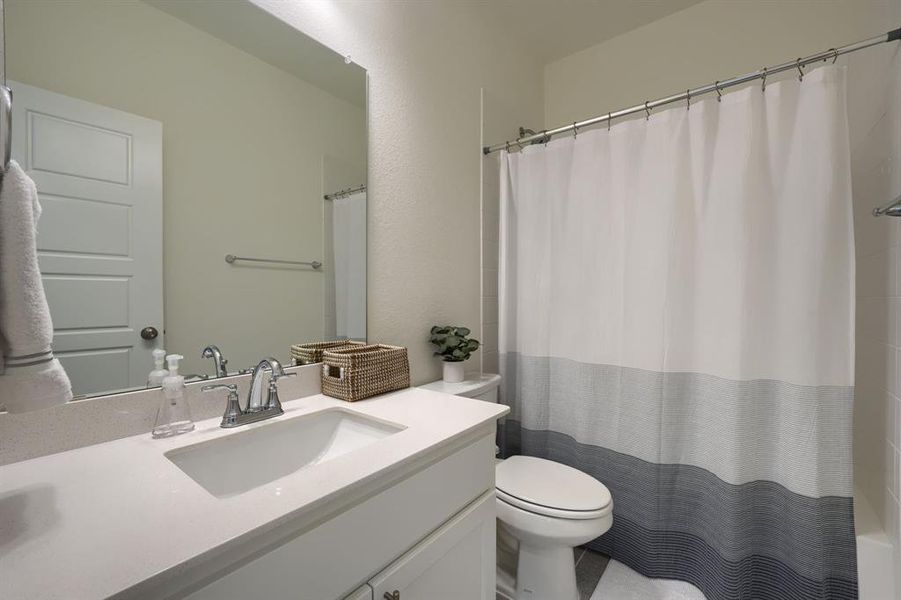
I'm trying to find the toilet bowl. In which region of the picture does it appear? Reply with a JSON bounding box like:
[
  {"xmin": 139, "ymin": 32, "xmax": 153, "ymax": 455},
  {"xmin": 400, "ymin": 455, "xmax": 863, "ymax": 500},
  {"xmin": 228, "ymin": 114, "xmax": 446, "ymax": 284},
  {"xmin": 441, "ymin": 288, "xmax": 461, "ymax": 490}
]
[
  {"xmin": 418, "ymin": 376, "xmax": 613, "ymax": 599},
  {"xmin": 495, "ymin": 455, "xmax": 613, "ymax": 600}
]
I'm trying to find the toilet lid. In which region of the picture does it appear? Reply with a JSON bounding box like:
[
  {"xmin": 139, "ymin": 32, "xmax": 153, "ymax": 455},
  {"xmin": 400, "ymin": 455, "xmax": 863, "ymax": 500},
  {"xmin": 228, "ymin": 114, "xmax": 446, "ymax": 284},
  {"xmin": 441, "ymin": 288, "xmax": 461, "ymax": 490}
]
[{"xmin": 496, "ymin": 456, "xmax": 612, "ymax": 515}]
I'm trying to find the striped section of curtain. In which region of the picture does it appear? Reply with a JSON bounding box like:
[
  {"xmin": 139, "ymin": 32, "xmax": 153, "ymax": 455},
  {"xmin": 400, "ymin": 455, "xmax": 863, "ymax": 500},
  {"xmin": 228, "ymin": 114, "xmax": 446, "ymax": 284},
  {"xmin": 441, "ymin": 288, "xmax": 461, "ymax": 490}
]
[{"xmin": 498, "ymin": 65, "xmax": 856, "ymax": 599}]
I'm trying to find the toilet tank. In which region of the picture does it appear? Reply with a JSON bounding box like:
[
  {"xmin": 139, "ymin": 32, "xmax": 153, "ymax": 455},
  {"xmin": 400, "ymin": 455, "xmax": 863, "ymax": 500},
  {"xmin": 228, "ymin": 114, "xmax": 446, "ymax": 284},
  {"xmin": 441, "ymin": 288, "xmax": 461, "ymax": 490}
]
[
  {"xmin": 418, "ymin": 374, "xmax": 501, "ymax": 403},
  {"xmin": 419, "ymin": 374, "xmax": 503, "ymax": 457}
]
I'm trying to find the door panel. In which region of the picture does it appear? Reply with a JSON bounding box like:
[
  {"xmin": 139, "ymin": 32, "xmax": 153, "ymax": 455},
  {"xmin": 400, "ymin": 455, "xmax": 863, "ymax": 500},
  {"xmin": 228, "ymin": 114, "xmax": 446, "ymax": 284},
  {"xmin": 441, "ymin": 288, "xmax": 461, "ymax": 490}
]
[
  {"xmin": 36, "ymin": 194, "xmax": 131, "ymax": 255},
  {"xmin": 10, "ymin": 81, "xmax": 163, "ymax": 396},
  {"xmin": 369, "ymin": 491, "xmax": 496, "ymax": 600},
  {"xmin": 42, "ymin": 276, "xmax": 130, "ymax": 329},
  {"xmin": 56, "ymin": 349, "xmax": 131, "ymax": 396},
  {"xmin": 28, "ymin": 111, "xmax": 131, "ymax": 184}
]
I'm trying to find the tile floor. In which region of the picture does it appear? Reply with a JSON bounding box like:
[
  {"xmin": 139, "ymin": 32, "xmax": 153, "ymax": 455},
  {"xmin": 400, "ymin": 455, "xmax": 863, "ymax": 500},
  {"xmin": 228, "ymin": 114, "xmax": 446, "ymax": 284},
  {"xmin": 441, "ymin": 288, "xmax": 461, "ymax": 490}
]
[{"xmin": 575, "ymin": 547, "xmax": 610, "ymax": 599}]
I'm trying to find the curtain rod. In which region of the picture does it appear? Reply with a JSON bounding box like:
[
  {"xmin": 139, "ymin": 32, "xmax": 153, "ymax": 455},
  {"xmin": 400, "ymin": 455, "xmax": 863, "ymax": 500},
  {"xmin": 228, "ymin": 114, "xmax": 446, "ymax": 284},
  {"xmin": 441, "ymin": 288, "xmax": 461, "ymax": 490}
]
[
  {"xmin": 483, "ymin": 27, "xmax": 901, "ymax": 155},
  {"xmin": 324, "ymin": 184, "xmax": 366, "ymax": 200}
]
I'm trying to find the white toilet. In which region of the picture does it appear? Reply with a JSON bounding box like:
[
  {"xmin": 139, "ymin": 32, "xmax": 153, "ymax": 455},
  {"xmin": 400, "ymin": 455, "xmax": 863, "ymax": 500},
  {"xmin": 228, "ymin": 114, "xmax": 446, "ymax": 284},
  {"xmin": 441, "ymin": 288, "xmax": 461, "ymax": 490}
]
[
  {"xmin": 495, "ymin": 455, "xmax": 612, "ymax": 599},
  {"xmin": 420, "ymin": 375, "xmax": 614, "ymax": 600}
]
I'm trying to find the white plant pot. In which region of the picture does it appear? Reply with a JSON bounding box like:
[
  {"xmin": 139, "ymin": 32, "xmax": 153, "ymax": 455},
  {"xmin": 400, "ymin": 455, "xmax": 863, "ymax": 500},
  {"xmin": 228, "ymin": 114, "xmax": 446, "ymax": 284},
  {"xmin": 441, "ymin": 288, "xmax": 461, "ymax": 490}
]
[{"xmin": 443, "ymin": 361, "xmax": 465, "ymax": 383}]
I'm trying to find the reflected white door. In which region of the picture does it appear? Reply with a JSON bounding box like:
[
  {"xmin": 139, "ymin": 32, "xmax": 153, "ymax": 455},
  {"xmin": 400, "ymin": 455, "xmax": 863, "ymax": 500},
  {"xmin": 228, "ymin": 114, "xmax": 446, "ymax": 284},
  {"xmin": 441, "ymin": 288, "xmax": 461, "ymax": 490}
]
[{"xmin": 10, "ymin": 81, "xmax": 163, "ymax": 397}]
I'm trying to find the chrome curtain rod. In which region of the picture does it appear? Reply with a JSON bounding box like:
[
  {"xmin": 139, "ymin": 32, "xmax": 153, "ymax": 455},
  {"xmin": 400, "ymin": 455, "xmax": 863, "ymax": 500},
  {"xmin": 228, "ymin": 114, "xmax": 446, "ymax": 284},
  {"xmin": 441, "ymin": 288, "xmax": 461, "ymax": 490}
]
[
  {"xmin": 873, "ymin": 194, "xmax": 901, "ymax": 217},
  {"xmin": 224, "ymin": 254, "xmax": 322, "ymax": 270},
  {"xmin": 324, "ymin": 184, "xmax": 366, "ymax": 200},
  {"xmin": 483, "ymin": 27, "xmax": 901, "ymax": 155}
]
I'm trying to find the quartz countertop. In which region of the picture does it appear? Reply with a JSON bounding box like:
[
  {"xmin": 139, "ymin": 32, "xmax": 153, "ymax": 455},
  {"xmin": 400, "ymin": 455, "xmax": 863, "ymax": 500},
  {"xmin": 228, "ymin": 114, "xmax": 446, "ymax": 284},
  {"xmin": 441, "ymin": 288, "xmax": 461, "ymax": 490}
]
[{"xmin": 0, "ymin": 387, "xmax": 508, "ymax": 599}]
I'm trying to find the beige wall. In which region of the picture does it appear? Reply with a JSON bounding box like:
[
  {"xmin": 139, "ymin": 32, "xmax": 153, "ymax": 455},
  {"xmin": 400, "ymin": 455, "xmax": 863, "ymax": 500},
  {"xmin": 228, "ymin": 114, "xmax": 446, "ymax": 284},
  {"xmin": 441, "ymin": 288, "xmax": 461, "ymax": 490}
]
[
  {"xmin": 254, "ymin": 0, "xmax": 545, "ymax": 384},
  {"xmin": 7, "ymin": 0, "xmax": 366, "ymax": 376},
  {"xmin": 544, "ymin": 0, "xmax": 896, "ymax": 131},
  {"xmin": 542, "ymin": 0, "xmax": 901, "ymax": 575}
]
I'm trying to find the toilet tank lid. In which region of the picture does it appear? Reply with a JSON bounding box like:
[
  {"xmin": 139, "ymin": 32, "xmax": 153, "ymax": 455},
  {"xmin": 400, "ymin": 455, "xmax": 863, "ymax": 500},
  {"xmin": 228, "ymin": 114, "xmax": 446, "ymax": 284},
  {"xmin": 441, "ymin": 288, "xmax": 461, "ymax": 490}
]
[{"xmin": 418, "ymin": 374, "xmax": 501, "ymax": 398}]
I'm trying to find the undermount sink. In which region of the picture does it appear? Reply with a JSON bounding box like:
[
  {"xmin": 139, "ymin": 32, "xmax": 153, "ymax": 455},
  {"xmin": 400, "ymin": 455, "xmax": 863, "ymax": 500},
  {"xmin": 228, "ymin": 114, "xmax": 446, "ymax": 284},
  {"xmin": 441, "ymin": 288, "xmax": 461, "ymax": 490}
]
[{"xmin": 165, "ymin": 408, "xmax": 405, "ymax": 498}]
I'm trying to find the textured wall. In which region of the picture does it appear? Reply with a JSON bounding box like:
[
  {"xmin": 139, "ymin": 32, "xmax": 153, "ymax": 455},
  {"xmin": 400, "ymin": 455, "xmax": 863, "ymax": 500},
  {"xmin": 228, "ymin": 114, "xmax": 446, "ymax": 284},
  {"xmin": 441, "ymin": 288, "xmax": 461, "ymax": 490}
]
[{"xmin": 253, "ymin": 0, "xmax": 544, "ymax": 384}]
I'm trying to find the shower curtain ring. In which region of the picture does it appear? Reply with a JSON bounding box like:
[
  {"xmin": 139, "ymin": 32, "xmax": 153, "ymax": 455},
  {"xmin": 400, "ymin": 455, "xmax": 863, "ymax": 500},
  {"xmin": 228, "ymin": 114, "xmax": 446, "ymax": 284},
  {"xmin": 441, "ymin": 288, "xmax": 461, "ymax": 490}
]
[
  {"xmin": 715, "ymin": 81, "xmax": 722, "ymax": 102},
  {"xmin": 645, "ymin": 101, "xmax": 651, "ymax": 120},
  {"xmin": 505, "ymin": 141, "xmax": 510, "ymax": 153},
  {"xmin": 543, "ymin": 130, "xmax": 550, "ymax": 147},
  {"xmin": 607, "ymin": 112, "xmax": 612, "ymax": 132},
  {"xmin": 796, "ymin": 58, "xmax": 805, "ymax": 81},
  {"xmin": 572, "ymin": 122, "xmax": 578, "ymax": 139},
  {"xmin": 830, "ymin": 48, "xmax": 839, "ymax": 63},
  {"xmin": 761, "ymin": 67, "xmax": 767, "ymax": 92},
  {"xmin": 686, "ymin": 89, "xmax": 691, "ymax": 110}
]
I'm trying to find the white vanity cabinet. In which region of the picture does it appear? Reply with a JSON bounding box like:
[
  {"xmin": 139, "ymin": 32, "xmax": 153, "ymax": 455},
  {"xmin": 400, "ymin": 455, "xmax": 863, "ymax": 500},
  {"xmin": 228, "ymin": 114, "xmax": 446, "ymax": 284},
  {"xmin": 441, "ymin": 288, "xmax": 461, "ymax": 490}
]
[
  {"xmin": 184, "ymin": 433, "xmax": 497, "ymax": 600},
  {"xmin": 343, "ymin": 585, "xmax": 373, "ymax": 600}
]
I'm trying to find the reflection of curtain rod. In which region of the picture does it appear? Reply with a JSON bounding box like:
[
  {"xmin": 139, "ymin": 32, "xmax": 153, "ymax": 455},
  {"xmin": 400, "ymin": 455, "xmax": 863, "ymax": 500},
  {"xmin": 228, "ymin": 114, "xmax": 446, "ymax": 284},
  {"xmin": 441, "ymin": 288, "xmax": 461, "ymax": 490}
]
[
  {"xmin": 484, "ymin": 27, "xmax": 901, "ymax": 155},
  {"xmin": 324, "ymin": 184, "xmax": 366, "ymax": 200}
]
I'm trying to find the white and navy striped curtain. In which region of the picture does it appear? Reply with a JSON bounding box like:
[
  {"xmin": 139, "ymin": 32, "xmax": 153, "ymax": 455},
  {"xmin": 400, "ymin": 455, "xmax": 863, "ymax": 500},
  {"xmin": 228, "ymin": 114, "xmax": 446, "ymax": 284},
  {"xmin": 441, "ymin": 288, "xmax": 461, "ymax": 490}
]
[{"xmin": 499, "ymin": 65, "xmax": 856, "ymax": 599}]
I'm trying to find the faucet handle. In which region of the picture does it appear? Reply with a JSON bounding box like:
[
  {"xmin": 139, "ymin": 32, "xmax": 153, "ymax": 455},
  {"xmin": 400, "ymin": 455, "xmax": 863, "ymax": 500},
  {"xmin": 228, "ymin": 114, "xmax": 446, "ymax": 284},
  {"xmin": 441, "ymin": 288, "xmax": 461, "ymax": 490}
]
[
  {"xmin": 264, "ymin": 372, "xmax": 295, "ymax": 412},
  {"xmin": 202, "ymin": 384, "xmax": 243, "ymax": 427}
]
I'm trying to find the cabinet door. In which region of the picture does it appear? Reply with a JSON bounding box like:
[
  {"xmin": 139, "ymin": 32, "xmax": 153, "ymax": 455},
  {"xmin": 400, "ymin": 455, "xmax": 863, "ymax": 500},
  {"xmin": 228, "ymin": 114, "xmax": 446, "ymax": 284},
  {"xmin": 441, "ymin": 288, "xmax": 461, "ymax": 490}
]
[
  {"xmin": 343, "ymin": 584, "xmax": 373, "ymax": 600},
  {"xmin": 370, "ymin": 490, "xmax": 496, "ymax": 600}
]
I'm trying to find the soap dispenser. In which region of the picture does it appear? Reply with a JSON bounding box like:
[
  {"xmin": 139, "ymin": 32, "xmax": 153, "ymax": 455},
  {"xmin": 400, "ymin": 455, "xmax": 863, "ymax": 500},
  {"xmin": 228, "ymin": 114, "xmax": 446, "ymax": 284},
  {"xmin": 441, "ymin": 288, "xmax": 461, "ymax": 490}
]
[
  {"xmin": 152, "ymin": 354, "xmax": 195, "ymax": 438},
  {"xmin": 147, "ymin": 348, "xmax": 168, "ymax": 387}
]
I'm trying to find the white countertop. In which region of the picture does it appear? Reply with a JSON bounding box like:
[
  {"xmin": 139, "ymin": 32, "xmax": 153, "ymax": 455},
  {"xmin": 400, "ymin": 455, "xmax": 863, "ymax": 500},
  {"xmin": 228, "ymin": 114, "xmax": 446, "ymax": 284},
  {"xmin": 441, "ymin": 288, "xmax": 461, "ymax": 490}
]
[{"xmin": 0, "ymin": 388, "xmax": 508, "ymax": 600}]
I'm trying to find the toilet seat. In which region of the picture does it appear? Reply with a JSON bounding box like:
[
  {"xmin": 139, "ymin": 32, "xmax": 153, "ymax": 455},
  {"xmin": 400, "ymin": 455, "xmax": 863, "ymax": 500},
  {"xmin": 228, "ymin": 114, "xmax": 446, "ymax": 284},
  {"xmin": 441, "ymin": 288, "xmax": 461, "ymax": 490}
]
[
  {"xmin": 496, "ymin": 488, "xmax": 612, "ymax": 520},
  {"xmin": 495, "ymin": 456, "xmax": 612, "ymax": 520}
]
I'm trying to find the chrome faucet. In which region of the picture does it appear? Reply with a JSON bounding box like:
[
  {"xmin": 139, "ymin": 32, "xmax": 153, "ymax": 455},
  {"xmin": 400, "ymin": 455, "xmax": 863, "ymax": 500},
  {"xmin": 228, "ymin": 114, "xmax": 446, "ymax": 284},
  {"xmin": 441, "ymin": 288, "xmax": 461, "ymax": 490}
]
[
  {"xmin": 248, "ymin": 357, "xmax": 293, "ymax": 412},
  {"xmin": 201, "ymin": 345, "xmax": 228, "ymax": 378},
  {"xmin": 202, "ymin": 357, "xmax": 295, "ymax": 428}
]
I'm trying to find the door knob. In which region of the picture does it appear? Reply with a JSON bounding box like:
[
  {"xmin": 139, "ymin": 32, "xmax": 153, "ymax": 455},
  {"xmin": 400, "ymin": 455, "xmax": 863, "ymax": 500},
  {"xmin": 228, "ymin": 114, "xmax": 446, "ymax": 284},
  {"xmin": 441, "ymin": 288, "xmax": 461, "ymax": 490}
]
[{"xmin": 140, "ymin": 326, "xmax": 159, "ymax": 340}]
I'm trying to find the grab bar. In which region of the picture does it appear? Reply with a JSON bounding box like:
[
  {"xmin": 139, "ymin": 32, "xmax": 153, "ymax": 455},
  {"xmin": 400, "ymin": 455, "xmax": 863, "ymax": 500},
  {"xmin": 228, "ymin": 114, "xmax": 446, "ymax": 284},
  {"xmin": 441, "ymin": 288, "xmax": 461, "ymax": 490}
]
[{"xmin": 225, "ymin": 254, "xmax": 322, "ymax": 269}]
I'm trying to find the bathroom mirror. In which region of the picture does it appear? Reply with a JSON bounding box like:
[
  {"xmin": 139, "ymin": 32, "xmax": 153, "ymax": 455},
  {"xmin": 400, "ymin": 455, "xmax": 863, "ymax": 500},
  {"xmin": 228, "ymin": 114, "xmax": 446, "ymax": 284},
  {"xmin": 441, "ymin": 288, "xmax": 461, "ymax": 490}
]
[{"xmin": 5, "ymin": 0, "xmax": 367, "ymax": 398}]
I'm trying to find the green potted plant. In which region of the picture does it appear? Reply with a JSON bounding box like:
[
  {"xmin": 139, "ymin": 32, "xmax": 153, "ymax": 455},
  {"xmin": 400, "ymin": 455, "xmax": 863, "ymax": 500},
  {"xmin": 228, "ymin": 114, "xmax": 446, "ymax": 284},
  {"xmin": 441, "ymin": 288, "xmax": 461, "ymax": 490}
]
[{"xmin": 429, "ymin": 325, "xmax": 480, "ymax": 383}]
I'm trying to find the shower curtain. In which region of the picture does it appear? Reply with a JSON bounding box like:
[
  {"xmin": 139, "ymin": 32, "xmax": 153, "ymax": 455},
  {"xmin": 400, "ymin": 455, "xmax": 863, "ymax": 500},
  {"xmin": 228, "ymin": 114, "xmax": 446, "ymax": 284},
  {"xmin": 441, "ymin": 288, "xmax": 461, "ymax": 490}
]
[
  {"xmin": 499, "ymin": 65, "xmax": 856, "ymax": 600},
  {"xmin": 332, "ymin": 192, "xmax": 366, "ymax": 341}
]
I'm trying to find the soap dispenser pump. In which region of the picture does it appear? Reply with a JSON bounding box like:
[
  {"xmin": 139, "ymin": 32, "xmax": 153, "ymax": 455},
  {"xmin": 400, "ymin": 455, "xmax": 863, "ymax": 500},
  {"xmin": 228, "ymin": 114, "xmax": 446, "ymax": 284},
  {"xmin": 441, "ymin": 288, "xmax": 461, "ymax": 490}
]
[
  {"xmin": 152, "ymin": 354, "xmax": 195, "ymax": 438},
  {"xmin": 147, "ymin": 348, "xmax": 168, "ymax": 387}
]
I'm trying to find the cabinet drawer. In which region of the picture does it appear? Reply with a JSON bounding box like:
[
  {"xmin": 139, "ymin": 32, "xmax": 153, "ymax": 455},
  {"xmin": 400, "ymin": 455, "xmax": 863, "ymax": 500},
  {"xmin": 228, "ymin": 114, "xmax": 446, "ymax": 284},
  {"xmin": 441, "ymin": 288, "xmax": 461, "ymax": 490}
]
[{"xmin": 370, "ymin": 490, "xmax": 496, "ymax": 600}]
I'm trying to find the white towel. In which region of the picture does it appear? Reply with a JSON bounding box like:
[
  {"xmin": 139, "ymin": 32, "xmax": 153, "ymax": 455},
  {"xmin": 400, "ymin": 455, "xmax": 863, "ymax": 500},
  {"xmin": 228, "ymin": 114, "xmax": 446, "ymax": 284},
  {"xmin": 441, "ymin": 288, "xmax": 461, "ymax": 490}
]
[{"xmin": 0, "ymin": 160, "xmax": 72, "ymax": 412}]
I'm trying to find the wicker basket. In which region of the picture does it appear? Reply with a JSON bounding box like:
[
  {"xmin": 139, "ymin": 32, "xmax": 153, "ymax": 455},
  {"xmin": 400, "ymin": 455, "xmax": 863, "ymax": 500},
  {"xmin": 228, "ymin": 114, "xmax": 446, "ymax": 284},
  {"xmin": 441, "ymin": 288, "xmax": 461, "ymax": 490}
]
[
  {"xmin": 321, "ymin": 344, "xmax": 410, "ymax": 402},
  {"xmin": 290, "ymin": 340, "xmax": 365, "ymax": 365}
]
